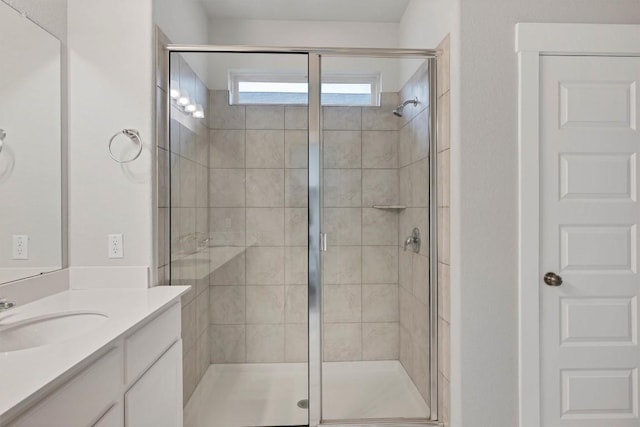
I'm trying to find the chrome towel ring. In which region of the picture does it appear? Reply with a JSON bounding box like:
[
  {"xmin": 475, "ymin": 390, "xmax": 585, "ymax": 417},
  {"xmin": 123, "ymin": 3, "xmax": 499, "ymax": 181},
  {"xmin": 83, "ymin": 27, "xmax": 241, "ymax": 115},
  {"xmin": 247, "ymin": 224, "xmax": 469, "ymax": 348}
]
[
  {"xmin": 108, "ymin": 129, "xmax": 143, "ymax": 163},
  {"xmin": 0, "ymin": 129, "xmax": 6, "ymax": 153}
]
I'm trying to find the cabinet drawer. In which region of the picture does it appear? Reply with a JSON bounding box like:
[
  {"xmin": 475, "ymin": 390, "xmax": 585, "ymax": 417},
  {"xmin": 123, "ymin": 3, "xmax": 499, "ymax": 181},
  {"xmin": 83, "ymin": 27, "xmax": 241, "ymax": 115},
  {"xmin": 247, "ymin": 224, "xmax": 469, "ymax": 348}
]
[
  {"xmin": 125, "ymin": 341, "xmax": 182, "ymax": 427},
  {"xmin": 9, "ymin": 348, "xmax": 122, "ymax": 427},
  {"xmin": 124, "ymin": 302, "xmax": 180, "ymax": 384}
]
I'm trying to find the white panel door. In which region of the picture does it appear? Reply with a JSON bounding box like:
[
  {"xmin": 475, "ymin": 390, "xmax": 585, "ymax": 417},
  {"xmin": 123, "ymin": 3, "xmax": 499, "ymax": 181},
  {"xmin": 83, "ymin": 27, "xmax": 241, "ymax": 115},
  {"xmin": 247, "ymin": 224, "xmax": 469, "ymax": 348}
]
[{"xmin": 540, "ymin": 56, "xmax": 640, "ymax": 426}]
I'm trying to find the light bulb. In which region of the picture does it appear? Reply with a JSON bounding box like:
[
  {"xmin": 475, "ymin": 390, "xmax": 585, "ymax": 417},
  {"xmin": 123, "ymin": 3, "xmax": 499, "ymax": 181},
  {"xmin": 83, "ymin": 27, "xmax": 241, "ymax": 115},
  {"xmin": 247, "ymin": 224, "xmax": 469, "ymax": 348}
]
[
  {"xmin": 185, "ymin": 103, "xmax": 197, "ymax": 113},
  {"xmin": 177, "ymin": 90, "xmax": 190, "ymax": 107},
  {"xmin": 192, "ymin": 104, "xmax": 205, "ymax": 119},
  {"xmin": 169, "ymin": 80, "xmax": 180, "ymax": 99}
]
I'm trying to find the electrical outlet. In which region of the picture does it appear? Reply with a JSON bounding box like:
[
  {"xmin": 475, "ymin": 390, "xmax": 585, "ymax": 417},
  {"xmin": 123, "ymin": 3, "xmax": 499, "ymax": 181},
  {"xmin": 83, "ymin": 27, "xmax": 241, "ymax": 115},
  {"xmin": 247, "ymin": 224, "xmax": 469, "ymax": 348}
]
[
  {"xmin": 12, "ymin": 235, "xmax": 28, "ymax": 260},
  {"xmin": 108, "ymin": 234, "xmax": 123, "ymax": 259}
]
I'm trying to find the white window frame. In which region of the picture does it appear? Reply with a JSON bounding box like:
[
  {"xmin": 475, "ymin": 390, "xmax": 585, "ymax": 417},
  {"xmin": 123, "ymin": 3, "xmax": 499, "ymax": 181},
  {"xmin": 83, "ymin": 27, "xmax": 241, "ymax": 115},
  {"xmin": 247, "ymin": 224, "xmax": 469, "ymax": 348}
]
[{"xmin": 228, "ymin": 70, "xmax": 381, "ymax": 106}]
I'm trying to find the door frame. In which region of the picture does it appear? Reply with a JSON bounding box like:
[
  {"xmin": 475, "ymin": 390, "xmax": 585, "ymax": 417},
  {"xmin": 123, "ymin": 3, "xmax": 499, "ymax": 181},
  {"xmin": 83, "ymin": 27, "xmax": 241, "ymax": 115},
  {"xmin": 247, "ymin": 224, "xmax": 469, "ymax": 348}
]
[
  {"xmin": 516, "ymin": 23, "xmax": 640, "ymax": 427},
  {"xmin": 165, "ymin": 45, "xmax": 440, "ymax": 427}
]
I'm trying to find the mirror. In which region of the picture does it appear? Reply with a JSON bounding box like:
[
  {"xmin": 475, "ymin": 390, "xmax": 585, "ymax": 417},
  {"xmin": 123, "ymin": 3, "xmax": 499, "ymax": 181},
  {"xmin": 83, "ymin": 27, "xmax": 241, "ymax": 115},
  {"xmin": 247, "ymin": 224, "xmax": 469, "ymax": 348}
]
[{"xmin": 0, "ymin": 2, "xmax": 62, "ymax": 283}]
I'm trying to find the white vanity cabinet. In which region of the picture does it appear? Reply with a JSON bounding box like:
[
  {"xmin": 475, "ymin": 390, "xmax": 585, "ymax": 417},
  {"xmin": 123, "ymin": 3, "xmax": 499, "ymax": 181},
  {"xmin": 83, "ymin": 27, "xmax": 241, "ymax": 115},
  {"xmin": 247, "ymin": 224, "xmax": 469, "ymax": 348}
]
[
  {"xmin": 124, "ymin": 342, "xmax": 182, "ymax": 426},
  {"xmin": 7, "ymin": 302, "xmax": 183, "ymax": 427}
]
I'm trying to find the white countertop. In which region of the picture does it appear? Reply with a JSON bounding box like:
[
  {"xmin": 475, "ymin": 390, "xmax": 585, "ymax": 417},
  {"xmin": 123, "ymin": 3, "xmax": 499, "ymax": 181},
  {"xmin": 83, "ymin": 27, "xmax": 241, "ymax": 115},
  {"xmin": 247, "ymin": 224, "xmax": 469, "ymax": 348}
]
[{"xmin": 0, "ymin": 286, "xmax": 189, "ymax": 422}]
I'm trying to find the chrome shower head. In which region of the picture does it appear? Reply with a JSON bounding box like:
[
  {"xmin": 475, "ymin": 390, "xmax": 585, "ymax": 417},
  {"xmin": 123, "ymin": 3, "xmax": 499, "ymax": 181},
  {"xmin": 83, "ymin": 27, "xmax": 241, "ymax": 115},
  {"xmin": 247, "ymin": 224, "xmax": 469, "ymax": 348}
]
[{"xmin": 392, "ymin": 97, "xmax": 419, "ymax": 117}]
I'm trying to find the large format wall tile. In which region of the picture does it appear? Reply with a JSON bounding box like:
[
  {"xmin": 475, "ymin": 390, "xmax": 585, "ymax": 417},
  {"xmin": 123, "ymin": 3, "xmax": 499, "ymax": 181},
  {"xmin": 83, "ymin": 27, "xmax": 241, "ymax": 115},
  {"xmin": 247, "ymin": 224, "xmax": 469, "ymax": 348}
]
[
  {"xmin": 324, "ymin": 131, "xmax": 362, "ymax": 168},
  {"xmin": 323, "ymin": 169, "xmax": 362, "ymax": 207},
  {"xmin": 285, "ymin": 169, "xmax": 308, "ymax": 207},
  {"xmin": 204, "ymin": 92, "xmax": 407, "ymax": 367},
  {"xmin": 246, "ymin": 130, "xmax": 284, "ymax": 168},
  {"xmin": 247, "ymin": 324, "xmax": 285, "ymax": 363},
  {"xmin": 210, "ymin": 129, "xmax": 245, "ymax": 168},
  {"xmin": 362, "ymin": 246, "xmax": 399, "ymax": 284},
  {"xmin": 246, "ymin": 286, "xmax": 285, "ymax": 324},
  {"xmin": 323, "ymin": 208, "xmax": 362, "ymax": 246},
  {"xmin": 246, "ymin": 169, "xmax": 285, "ymax": 207},
  {"xmin": 246, "ymin": 207, "xmax": 284, "ymax": 246},
  {"xmin": 323, "ymin": 106, "xmax": 361, "ymax": 130},
  {"xmin": 362, "ymin": 130, "xmax": 398, "ymax": 168},
  {"xmin": 285, "ymin": 130, "xmax": 308, "ymax": 168},
  {"xmin": 211, "ymin": 325, "xmax": 246, "ymax": 363},
  {"xmin": 285, "ymin": 324, "xmax": 308, "ymax": 362},
  {"xmin": 363, "ymin": 322, "xmax": 399, "ymax": 360},
  {"xmin": 210, "ymin": 169, "xmax": 245, "ymax": 207},
  {"xmin": 246, "ymin": 105, "xmax": 285, "ymax": 130},
  {"xmin": 322, "ymin": 246, "xmax": 362, "ymax": 285},
  {"xmin": 362, "ymin": 208, "xmax": 398, "ymax": 245},
  {"xmin": 246, "ymin": 246, "xmax": 285, "ymax": 285},
  {"xmin": 363, "ymin": 284, "xmax": 399, "ymax": 322},
  {"xmin": 324, "ymin": 284, "xmax": 362, "ymax": 323},
  {"xmin": 323, "ymin": 323, "xmax": 362, "ymax": 361},
  {"xmin": 209, "ymin": 208, "xmax": 245, "ymax": 246},
  {"xmin": 210, "ymin": 286, "xmax": 245, "ymax": 325}
]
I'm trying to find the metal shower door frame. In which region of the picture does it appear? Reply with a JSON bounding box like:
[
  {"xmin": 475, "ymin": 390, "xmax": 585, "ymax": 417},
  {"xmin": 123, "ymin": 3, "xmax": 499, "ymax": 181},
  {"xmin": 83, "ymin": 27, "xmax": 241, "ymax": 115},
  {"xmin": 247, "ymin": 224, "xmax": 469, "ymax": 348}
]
[{"xmin": 166, "ymin": 45, "xmax": 440, "ymax": 427}]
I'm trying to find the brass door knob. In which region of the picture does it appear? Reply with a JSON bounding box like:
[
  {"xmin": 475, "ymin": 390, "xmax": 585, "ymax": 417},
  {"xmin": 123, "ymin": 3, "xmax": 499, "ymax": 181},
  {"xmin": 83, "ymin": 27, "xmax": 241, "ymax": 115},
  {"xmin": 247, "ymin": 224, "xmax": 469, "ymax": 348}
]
[{"xmin": 544, "ymin": 272, "xmax": 563, "ymax": 287}]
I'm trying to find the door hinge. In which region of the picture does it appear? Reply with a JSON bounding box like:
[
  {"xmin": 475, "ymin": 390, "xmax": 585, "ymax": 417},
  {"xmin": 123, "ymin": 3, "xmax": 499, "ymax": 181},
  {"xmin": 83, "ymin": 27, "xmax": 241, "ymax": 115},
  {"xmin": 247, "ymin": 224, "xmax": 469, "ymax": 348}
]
[{"xmin": 320, "ymin": 233, "xmax": 327, "ymax": 252}]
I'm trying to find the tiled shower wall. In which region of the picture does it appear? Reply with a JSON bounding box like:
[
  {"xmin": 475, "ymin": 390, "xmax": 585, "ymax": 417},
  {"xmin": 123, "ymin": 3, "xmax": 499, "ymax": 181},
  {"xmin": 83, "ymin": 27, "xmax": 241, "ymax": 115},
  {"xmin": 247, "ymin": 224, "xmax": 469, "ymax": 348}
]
[
  {"xmin": 321, "ymin": 95, "xmax": 402, "ymax": 362},
  {"xmin": 156, "ymin": 30, "xmax": 211, "ymax": 404},
  {"xmin": 436, "ymin": 34, "xmax": 451, "ymax": 427},
  {"xmin": 207, "ymin": 92, "xmax": 405, "ymax": 364},
  {"xmin": 207, "ymin": 92, "xmax": 310, "ymax": 364},
  {"xmin": 397, "ymin": 60, "xmax": 431, "ymax": 403}
]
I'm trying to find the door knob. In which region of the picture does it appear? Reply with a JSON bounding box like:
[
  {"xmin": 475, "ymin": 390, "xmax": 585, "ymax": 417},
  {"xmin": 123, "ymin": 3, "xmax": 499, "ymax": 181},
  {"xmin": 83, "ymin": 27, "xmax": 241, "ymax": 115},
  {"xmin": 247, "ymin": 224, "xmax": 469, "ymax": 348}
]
[{"xmin": 543, "ymin": 272, "xmax": 563, "ymax": 287}]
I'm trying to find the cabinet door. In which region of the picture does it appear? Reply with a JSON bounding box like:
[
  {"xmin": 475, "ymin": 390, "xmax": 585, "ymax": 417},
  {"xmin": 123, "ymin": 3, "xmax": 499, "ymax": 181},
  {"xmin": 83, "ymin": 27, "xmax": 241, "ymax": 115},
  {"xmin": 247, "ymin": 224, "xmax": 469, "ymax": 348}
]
[
  {"xmin": 94, "ymin": 404, "xmax": 123, "ymax": 427},
  {"xmin": 124, "ymin": 340, "xmax": 183, "ymax": 427}
]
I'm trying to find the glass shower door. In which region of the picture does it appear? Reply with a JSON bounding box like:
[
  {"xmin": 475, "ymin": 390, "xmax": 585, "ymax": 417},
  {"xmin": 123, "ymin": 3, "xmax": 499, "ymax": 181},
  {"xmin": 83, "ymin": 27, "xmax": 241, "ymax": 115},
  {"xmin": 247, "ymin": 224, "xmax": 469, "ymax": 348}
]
[
  {"xmin": 316, "ymin": 55, "xmax": 433, "ymax": 424},
  {"xmin": 170, "ymin": 51, "xmax": 311, "ymax": 427}
]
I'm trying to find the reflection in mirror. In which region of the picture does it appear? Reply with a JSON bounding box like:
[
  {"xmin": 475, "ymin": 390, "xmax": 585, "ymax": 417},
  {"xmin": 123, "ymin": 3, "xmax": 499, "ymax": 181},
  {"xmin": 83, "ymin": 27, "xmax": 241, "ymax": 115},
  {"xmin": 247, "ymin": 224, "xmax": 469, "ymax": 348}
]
[{"xmin": 0, "ymin": 2, "xmax": 62, "ymax": 284}]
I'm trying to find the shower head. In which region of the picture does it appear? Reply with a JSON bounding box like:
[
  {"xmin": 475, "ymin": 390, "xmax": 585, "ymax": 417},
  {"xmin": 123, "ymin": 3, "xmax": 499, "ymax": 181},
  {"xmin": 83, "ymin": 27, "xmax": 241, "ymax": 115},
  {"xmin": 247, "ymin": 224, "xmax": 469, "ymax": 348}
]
[{"xmin": 392, "ymin": 97, "xmax": 419, "ymax": 117}]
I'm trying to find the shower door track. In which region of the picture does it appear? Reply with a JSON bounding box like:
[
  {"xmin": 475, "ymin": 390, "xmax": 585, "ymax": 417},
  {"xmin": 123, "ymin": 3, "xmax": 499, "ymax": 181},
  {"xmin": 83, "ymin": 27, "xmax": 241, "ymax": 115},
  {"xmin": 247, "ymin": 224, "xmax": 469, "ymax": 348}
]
[{"xmin": 165, "ymin": 44, "xmax": 441, "ymax": 427}]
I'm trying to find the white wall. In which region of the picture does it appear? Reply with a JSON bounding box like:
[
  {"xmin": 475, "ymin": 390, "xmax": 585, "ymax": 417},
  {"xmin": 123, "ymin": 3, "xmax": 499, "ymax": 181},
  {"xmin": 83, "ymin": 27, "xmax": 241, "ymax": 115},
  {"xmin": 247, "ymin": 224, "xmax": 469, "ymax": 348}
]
[
  {"xmin": 398, "ymin": 0, "xmax": 457, "ymax": 84},
  {"xmin": 0, "ymin": 2, "xmax": 61, "ymax": 282},
  {"xmin": 1, "ymin": 0, "xmax": 66, "ymax": 41},
  {"xmin": 206, "ymin": 18, "xmax": 405, "ymax": 91},
  {"xmin": 153, "ymin": 0, "xmax": 209, "ymax": 83},
  {"xmin": 67, "ymin": 0, "xmax": 154, "ymax": 270},
  {"xmin": 457, "ymin": 1, "xmax": 640, "ymax": 426}
]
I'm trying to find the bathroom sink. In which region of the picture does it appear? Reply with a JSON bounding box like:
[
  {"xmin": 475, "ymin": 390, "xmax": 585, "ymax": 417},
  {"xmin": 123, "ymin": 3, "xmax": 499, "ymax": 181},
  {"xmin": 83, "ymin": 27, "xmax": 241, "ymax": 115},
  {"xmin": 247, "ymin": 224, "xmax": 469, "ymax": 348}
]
[{"xmin": 0, "ymin": 311, "xmax": 109, "ymax": 353}]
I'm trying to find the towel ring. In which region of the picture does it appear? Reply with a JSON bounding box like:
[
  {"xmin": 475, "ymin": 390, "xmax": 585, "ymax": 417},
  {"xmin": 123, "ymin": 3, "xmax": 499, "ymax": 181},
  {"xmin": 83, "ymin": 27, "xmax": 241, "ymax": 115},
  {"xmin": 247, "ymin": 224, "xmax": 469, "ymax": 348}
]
[
  {"xmin": 108, "ymin": 129, "xmax": 143, "ymax": 163},
  {"xmin": 0, "ymin": 129, "xmax": 6, "ymax": 154}
]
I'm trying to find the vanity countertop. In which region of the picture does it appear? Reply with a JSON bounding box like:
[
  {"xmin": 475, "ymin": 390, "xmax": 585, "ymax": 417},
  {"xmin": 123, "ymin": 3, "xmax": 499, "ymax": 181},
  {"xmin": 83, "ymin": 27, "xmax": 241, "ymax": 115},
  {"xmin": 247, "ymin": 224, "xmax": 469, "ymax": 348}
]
[{"xmin": 0, "ymin": 286, "xmax": 189, "ymax": 422}]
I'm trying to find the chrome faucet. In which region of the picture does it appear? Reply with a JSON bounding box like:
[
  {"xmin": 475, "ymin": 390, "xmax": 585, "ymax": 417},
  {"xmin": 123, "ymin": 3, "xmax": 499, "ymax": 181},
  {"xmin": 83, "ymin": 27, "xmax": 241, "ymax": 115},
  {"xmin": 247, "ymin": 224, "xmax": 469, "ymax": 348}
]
[
  {"xmin": 404, "ymin": 228, "xmax": 421, "ymax": 253},
  {"xmin": 0, "ymin": 297, "xmax": 15, "ymax": 312}
]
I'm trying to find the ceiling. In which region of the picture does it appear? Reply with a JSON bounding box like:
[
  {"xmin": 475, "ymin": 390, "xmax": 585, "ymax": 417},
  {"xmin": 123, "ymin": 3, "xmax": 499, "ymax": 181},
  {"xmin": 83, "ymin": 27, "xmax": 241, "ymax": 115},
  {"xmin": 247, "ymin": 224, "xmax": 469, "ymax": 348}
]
[{"xmin": 200, "ymin": 0, "xmax": 411, "ymax": 23}]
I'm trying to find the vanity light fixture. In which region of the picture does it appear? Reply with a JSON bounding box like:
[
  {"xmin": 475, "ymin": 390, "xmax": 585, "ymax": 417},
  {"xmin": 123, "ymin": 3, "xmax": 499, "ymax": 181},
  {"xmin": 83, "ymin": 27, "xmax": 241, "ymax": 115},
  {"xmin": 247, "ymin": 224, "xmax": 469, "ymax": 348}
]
[
  {"xmin": 169, "ymin": 80, "xmax": 181, "ymax": 100},
  {"xmin": 177, "ymin": 90, "xmax": 190, "ymax": 107},
  {"xmin": 192, "ymin": 105, "xmax": 205, "ymax": 119},
  {"xmin": 170, "ymin": 83, "xmax": 205, "ymax": 119}
]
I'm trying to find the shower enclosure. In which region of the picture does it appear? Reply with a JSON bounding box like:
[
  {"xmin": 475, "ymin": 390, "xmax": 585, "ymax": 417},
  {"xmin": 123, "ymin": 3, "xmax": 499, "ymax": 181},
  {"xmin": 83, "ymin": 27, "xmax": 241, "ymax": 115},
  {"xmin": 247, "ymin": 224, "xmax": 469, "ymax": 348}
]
[{"xmin": 166, "ymin": 45, "xmax": 438, "ymax": 427}]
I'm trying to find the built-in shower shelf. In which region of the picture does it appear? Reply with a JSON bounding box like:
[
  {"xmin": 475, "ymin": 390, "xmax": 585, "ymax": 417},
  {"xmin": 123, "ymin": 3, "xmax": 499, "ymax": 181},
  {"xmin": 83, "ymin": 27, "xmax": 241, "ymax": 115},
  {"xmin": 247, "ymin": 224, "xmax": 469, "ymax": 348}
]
[{"xmin": 372, "ymin": 205, "xmax": 407, "ymax": 210}]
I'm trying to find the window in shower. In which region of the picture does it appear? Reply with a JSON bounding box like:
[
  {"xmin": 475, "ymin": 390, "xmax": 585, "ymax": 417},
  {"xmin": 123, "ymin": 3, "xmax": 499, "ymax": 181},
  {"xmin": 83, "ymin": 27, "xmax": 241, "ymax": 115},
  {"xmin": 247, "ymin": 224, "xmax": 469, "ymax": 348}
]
[{"xmin": 229, "ymin": 71, "xmax": 381, "ymax": 106}]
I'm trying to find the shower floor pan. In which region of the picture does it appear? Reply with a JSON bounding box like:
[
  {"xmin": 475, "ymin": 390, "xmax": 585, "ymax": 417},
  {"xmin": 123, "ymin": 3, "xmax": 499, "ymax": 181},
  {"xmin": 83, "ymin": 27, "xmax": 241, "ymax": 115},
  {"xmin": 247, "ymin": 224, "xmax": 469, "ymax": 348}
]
[{"xmin": 184, "ymin": 360, "xmax": 429, "ymax": 427}]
